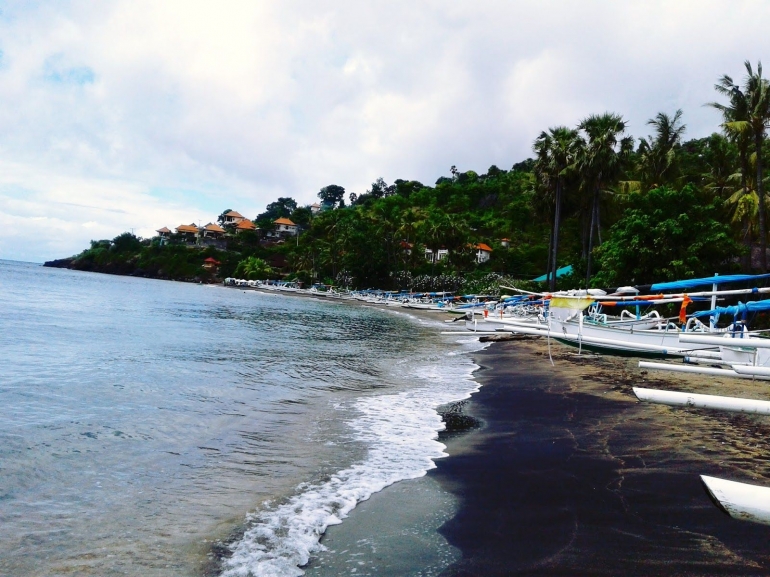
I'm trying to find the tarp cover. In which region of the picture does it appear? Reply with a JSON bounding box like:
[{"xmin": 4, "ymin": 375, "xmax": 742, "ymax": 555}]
[
  {"xmin": 651, "ymin": 273, "xmax": 770, "ymax": 291},
  {"xmin": 693, "ymin": 300, "xmax": 770, "ymax": 318}
]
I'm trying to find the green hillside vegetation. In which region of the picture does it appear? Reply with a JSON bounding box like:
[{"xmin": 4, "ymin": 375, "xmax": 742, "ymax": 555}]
[{"xmin": 51, "ymin": 61, "xmax": 770, "ymax": 291}]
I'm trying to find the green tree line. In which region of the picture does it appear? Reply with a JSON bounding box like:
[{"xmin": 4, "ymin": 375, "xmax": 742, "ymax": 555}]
[{"xmin": 57, "ymin": 60, "xmax": 770, "ymax": 291}]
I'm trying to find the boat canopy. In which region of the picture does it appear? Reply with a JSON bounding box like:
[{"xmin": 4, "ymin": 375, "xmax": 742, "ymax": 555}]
[
  {"xmin": 651, "ymin": 273, "xmax": 770, "ymax": 291},
  {"xmin": 693, "ymin": 300, "xmax": 770, "ymax": 318}
]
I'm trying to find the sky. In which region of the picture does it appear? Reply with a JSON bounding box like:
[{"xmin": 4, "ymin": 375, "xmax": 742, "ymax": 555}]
[{"xmin": 0, "ymin": 0, "xmax": 767, "ymax": 262}]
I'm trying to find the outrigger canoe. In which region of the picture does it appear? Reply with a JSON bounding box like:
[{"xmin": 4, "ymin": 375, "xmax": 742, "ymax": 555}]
[
  {"xmin": 701, "ymin": 475, "xmax": 770, "ymax": 525},
  {"xmin": 633, "ymin": 387, "xmax": 770, "ymax": 414}
]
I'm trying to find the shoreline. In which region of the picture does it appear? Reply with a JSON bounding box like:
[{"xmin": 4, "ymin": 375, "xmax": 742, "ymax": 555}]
[{"xmin": 431, "ymin": 339, "xmax": 770, "ymax": 575}]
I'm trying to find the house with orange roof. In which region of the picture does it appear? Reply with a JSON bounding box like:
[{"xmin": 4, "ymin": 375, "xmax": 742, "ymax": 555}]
[
  {"xmin": 175, "ymin": 224, "xmax": 199, "ymax": 234},
  {"xmin": 310, "ymin": 202, "xmax": 321, "ymax": 215},
  {"xmin": 222, "ymin": 210, "xmax": 245, "ymax": 226},
  {"xmin": 500, "ymin": 238, "xmax": 510, "ymax": 249},
  {"xmin": 155, "ymin": 226, "xmax": 172, "ymax": 245},
  {"xmin": 475, "ymin": 243, "xmax": 493, "ymax": 263},
  {"xmin": 272, "ymin": 217, "xmax": 298, "ymax": 237},
  {"xmin": 174, "ymin": 223, "xmax": 200, "ymax": 245},
  {"xmin": 235, "ymin": 219, "xmax": 257, "ymax": 233},
  {"xmin": 201, "ymin": 222, "xmax": 226, "ymax": 238}
]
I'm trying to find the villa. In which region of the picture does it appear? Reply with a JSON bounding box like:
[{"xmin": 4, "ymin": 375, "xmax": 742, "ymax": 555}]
[
  {"xmin": 222, "ymin": 210, "xmax": 246, "ymax": 226},
  {"xmin": 272, "ymin": 217, "xmax": 298, "ymax": 238},
  {"xmin": 425, "ymin": 248, "xmax": 449, "ymax": 263},
  {"xmin": 235, "ymin": 219, "xmax": 257, "ymax": 233},
  {"xmin": 475, "ymin": 243, "xmax": 493, "ymax": 263},
  {"xmin": 201, "ymin": 223, "xmax": 226, "ymax": 238}
]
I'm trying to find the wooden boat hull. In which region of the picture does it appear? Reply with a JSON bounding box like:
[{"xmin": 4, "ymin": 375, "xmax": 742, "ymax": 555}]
[{"xmin": 701, "ymin": 475, "xmax": 770, "ymax": 525}]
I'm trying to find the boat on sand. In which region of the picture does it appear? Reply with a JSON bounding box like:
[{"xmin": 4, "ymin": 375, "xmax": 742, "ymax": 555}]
[{"xmin": 701, "ymin": 475, "xmax": 770, "ymax": 526}]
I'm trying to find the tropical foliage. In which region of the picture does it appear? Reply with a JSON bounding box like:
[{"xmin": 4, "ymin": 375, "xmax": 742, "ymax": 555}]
[
  {"xmin": 55, "ymin": 60, "xmax": 770, "ymax": 290},
  {"xmin": 233, "ymin": 256, "xmax": 273, "ymax": 280}
]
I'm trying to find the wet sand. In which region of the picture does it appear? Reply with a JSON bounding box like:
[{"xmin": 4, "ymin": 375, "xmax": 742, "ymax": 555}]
[{"xmin": 433, "ymin": 339, "xmax": 770, "ymax": 576}]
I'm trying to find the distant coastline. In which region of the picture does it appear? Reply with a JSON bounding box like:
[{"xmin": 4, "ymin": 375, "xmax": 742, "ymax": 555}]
[{"xmin": 43, "ymin": 257, "xmax": 217, "ymax": 283}]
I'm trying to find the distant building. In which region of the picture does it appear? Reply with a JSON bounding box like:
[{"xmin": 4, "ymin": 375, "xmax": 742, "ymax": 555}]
[
  {"xmin": 156, "ymin": 227, "xmax": 171, "ymax": 245},
  {"xmin": 273, "ymin": 217, "xmax": 298, "ymax": 237},
  {"xmin": 201, "ymin": 223, "xmax": 226, "ymax": 238},
  {"xmin": 203, "ymin": 257, "xmax": 221, "ymax": 272},
  {"xmin": 176, "ymin": 224, "xmax": 199, "ymax": 234},
  {"xmin": 425, "ymin": 248, "xmax": 449, "ymax": 263},
  {"xmin": 235, "ymin": 219, "xmax": 257, "ymax": 233},
  {"xmin": 475, "ymin": 243, "xmax": 493, "ymax": 263},
  {"xmin": 310, "ymin": 203, "xmax": 321, "ymax": 215},
  {"xmin": 500, "ymin": 238, "xmax": 510, "ymax": 249},
  {"xmin": 222, "ymin": 210, "xmax": 245, "ymax": 226},
  {"xmin": 175, "ymin": 224, "xmax": 199, "ymax": 243}
]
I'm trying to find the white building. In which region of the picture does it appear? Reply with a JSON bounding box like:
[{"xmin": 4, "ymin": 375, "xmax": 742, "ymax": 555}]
[
  {"xmin": 475, "ymin": 243, "xmax": 492, "ymax": 263},
  {"xmin": 271, "ymin": 217, "xmax": 298, "ymax": 237},
  {"xmin": 425, "ymin": 248, "xmax": 449, "ymax": 263}
]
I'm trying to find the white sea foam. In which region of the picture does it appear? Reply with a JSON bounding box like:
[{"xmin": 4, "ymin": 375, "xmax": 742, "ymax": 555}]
[{"xmin": 222, "ymin": 339, "xmax": 484, "ymax": 577}]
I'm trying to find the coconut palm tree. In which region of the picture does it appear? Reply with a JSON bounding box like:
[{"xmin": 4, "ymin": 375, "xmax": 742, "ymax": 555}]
[
  {"xmin": 701, "ymin": 133, "xmax": 736, "ymax": 199},
  {"xmin": 533, "ymin": 126, "xmax": 582, "ymax": 290},
  {"xmin": 233, "ymin": 256, "xmax": 273, "ymax": 280},
  {"xmin": 577, "ymin": 113, "xmax": 634, "ymax": 285},
  {"xmin": 637, "ymin": 109, "xmax": 686, "ymax": 190},
  {"xmin": 709, "ymin": 61, "xmax": 770, "ymax": 271}
]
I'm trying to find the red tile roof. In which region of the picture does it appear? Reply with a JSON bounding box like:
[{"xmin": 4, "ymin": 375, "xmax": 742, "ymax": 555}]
[
  {"xmin": 274, "ymin": 217, "xmax": 296, "ymax": 226},
  {"xmin": 176, "ymin": 224, "xmax": 199, "ymax": 234},
  {"xmin": 475, "ymin": 243, "xmax": 493, "ymax": 252},
  {"xmin": 225, "ymin": 210, "xmax": 244, "ymax": 218},
  {"xmin": 236, "ymin": 219, "xmax": 256, "ymax": 230},
  {"xmin": 203, "ymin": 223, "xmax": 226, "ymax": 233}
]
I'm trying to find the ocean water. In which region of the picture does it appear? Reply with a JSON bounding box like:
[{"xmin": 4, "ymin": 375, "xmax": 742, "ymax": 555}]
[{"xmin": 0, "ymin": 260, "xmax": 483, "ymax": 576}]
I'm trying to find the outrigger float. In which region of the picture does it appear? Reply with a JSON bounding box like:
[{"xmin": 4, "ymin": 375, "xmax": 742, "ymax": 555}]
[{"xmin": 701, "ymin": 476, "xmax": 770, "ymax": 526}]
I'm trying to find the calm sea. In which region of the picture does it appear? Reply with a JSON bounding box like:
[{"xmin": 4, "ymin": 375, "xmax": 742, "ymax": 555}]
[{"xmin": 0, "ymin": 260, "xmax": 483, "ymax": 577}]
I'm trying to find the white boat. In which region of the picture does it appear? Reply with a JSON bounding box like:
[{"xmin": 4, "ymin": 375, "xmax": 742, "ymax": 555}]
[
  {"xmin": 701, "ymin": 475, "xmax": 770, "ymax": 525},
  {"xmin": 633, "ymin": 387, "xmax": 770, "ymax": 413},
  {"xmin": 546, "ymin": 296, "xmax": 716, "ymax": 357}
]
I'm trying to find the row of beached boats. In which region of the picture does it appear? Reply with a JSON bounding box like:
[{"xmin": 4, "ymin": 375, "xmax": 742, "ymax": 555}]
[
  {"xmin": 225, "ymin": 272, "xmax": 770, "ymax": 526},
  {"xmin": 473, "ymin": 273, "xmax": 770, "ymax": 527}
]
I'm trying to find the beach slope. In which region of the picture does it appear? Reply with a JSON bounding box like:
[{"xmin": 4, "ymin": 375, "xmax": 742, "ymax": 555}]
[{"xmin": 434, "ymin": 340, "xmax": 770, "ymax": 576}]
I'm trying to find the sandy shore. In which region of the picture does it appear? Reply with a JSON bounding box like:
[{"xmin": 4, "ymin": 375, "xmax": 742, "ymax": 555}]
[{"xmin": 431, "ymin": 338, "xmax": 770, "ymax": 576}]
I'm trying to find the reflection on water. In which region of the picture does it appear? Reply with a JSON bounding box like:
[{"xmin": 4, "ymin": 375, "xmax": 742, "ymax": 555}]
[{"xmin": 0, "ymin": 261, "xmax": 480, "ymax": 576}]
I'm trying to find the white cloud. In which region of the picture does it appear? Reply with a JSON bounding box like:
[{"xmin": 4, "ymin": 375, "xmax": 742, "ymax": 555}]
[{"xmin": 0, "ymin": 0, "xmax": 768, "ymax": 261}]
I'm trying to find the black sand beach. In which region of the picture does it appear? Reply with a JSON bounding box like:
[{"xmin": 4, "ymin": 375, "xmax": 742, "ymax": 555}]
[{"xmin": 433, "ymin": 340, "xmax": 770, "ymax": 576}]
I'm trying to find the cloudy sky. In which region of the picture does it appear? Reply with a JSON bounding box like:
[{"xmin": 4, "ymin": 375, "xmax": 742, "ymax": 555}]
[{"xmin": 0, "ymin": 0, "xmax": 767, "ymax": 262}]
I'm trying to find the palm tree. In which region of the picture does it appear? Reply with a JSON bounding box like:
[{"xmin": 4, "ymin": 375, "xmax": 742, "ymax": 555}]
[
  {"xmin": 637, "ymin": 109, "xmax": 686, "ymax": 190},
  {"xmin": 533, "ymin": 126, "xmax": 581, "ymax": 290},
  {"xmin": 709, "ymin": 61, "xmax": 770, "ymax": 271},
  {"xmin": 233, "ymin": 256, "xmax": 273, "ymax": 280},
  {"xmin": 701, "ymin": 133, "xmax": 736, "ymax": 199},
  {"xmin": 395, "ymin": 207, "xmax": 427, "ymax": 271},
  {"xmin": 577, "ymin": 113, "xmax": 634, "ymax": 285}
]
